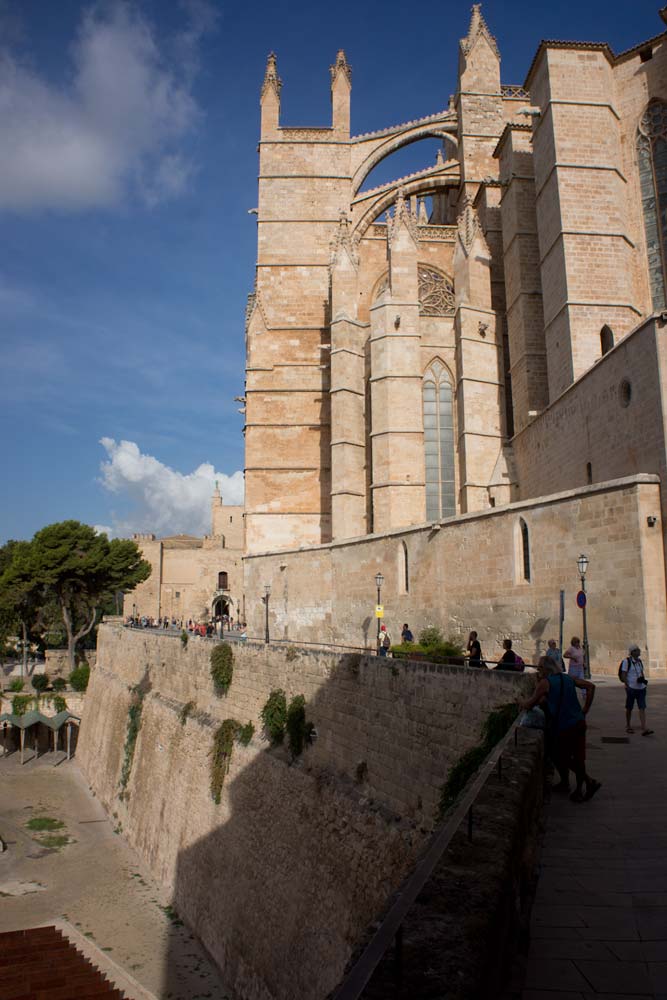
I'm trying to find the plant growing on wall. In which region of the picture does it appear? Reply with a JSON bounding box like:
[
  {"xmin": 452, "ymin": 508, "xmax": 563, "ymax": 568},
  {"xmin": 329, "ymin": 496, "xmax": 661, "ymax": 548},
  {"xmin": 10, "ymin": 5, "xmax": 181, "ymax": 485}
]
[
  {"xmin": 237, "ymin": 721, "xmax": 254, "ymax": 746},
  {"xmin": 260, "ymin": 689, "xmax": 287, "ymax": 745},
  {"xmin": 210, "ymin": 643, "xmax": 234, "ymax": 695},
  {"xmin": 438, "ymin": 702, "xmax": 519, "ymax": 818},
  {"xmin": 180, "ymin": 629, "xmax": 188, "ymax": 648},
  {"xmin": 209, "ymin": 718, "xmax": 255, "ymax": 803},
  {"xmin": 209, "ymin": 719, "xmax": 239, "ymax": 803},
  {"xmin": 9, "ymin": 678, "xmax": 24, "ymax": 692},
  {"xmin": 286, "ymin": 694, "xmax": 315, "ymax": 758},
  {"xmin": 52, "ymin": 695, "xmax": 68, "ymax": 714},
  {"xmin": 119, "ymin": 685, "xmax": 146, "ymax": 793}
]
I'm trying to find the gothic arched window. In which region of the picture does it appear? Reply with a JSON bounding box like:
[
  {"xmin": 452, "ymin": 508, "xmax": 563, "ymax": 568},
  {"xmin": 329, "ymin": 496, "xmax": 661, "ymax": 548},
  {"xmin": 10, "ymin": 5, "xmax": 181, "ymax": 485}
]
[
  {"xmin": 600, "ymin": 325, "xmax": 614, "ymax": 356},
  {"xmin": 423, "ymin": 361, "xmax": 456, "ymax": 520},
  {"xmin": 637, "ymin": 100, "xmax": 667, "ymax": 311}
]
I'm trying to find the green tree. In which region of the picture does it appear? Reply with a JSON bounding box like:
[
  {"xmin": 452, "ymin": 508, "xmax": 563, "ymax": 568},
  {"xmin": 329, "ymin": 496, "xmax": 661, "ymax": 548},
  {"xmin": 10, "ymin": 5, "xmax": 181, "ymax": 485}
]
[
  {"xmin": 0, "ymin": 540, "xmax": 42, "ymax": 680},
  {"xmin": 28, "ymin": 522, "xmax": 151, "ymax": 672}
]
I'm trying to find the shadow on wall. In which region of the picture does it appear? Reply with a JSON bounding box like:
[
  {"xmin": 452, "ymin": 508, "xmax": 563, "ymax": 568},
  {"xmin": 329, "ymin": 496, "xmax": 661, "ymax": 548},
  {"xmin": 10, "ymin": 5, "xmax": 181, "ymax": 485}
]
[{"xmin": 154, "ymin": 650, "xmax": 530, "ymax": 1000}]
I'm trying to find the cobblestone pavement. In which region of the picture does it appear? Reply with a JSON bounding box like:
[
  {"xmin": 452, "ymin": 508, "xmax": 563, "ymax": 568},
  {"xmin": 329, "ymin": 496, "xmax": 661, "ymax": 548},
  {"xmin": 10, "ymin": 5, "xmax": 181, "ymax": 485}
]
[
  {"xmin": 0, "ymin": 754, "xmax": 229, "ymax": 1000},
  {"xmin": 518, "ymin": 677, "xmax": 667, "ymax": 1000}
]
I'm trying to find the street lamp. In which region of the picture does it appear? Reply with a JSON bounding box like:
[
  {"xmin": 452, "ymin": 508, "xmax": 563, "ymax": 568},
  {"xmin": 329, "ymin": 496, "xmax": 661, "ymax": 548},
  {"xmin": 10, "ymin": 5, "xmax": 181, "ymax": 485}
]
[
  {"xmin": 375, "ymin": 572, "xmax": 384, "ymax": 651},
  {"xmin": 262, "ymin": 583, "xmax": 271, "ymax": 644},
  {"xmin": 577, "ymin": 553, "xmax": 590, "ymax": 678}
]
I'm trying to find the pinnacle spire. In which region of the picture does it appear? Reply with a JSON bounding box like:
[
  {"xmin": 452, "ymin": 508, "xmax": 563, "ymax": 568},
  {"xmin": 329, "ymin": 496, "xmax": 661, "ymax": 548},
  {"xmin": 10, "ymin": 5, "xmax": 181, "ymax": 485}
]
[
  {"xmin": 261, "ymin": 52, "xmax": 282, "ymax": 99},
  {"xmin": 389, "ymin": 188, "xmax": 418, "ymax": 246},
  {"xmin": 460, "ymin": 4, "xmax": 500, "ymax": 59},
  {"xmin": 330, "ymin": 49, "xmax": 352, "ymax": 86}
]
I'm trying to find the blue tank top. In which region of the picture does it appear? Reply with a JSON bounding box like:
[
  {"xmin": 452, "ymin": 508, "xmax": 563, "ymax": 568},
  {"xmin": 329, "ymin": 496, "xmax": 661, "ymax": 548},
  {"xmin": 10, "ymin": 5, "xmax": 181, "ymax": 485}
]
[{"xmin": 547, "ymin": 673, "xmax": 584, "ymax": 731}]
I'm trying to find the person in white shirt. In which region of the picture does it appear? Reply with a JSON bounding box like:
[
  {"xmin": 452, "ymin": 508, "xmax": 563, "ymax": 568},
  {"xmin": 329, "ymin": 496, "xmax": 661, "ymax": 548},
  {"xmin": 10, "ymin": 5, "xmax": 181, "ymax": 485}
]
[{"xmin": 620, "ymin": 644, "xmax": 654, "ymax": 736}]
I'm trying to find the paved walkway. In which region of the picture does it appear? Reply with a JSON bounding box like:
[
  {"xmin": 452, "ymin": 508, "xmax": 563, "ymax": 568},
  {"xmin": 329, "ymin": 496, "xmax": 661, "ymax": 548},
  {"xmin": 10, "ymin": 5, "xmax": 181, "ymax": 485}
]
[{"xmin": 519, "ymin": 677, "xmax": 667, "ymax": 1000}]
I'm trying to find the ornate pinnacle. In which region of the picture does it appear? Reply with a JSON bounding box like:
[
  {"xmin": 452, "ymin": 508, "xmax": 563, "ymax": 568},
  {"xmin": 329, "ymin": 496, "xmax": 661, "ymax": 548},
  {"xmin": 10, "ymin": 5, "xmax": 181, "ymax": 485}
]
[
  {"xmin": 261, "ymin": 52, "xmax": 282, "ymax": 99},
  {"xmin": 390, "ymin": 188, "xmax": 418, "ymax": 245},
  {"xmin": 330, "ymin": 49, "xmax": 352, "ymax": 86},
  {"xmin": 460, "ymin": 4, "xmax": 500, "ymax": 58}
]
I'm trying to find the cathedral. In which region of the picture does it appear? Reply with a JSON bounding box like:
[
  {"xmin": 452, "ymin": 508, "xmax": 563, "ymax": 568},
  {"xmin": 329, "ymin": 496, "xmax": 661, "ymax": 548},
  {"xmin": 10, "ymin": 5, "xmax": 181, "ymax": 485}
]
[{"xmin": 242, "ymin": 6, "xmax": 667, "ymax": 671}]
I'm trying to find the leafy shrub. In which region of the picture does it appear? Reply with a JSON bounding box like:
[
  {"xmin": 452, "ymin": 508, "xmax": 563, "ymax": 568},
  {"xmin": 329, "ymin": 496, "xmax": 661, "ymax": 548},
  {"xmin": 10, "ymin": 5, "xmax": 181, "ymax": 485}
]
[
  {"xmin": 52, "ymin": 695, "xmax": 68, "ymax": 714},
  {"xmin": 31, "ymin": 673, "xmax": 50, "ymax": 693},
  {"xmin": 419, "ymin": 626, "xmax": 444, "ymax": 647},
  {"xmin": 237, "ymin": 721, "xmax": 255, "ymax": 746},
  {"xmin": 261, "ymin": 689, "xmax": 287, "ymax": 745},
  {"xmin": 69, "ymin": 663, "xmax": 90, "ymax": 692},
  {"xmin": 391, "ymin": 637, "xmax": 465, "ymax": 663},
  {"xmin": 180, "ymin": 629, "xmax": 188, "ymax": 648},
  {"xmin": 9, "ymin": 678, "xmax": 24, "ymax": 693},
  {"xmin": 210, "ymin": 643, "xmax": 234, "ymax": 696},
  {"xmin": 285, "ymin": 646, "xmax": 298, "ymax": 662},
  {"xmin": 52, "ymin": 677, "xmax": 67, "ymax": 692},
  {"xmin": 12, "ymin": 695, "xmax": 32, "ymax": 716},
  {"xmin": 286, "ymin": 695, "xmax": 307, "ymax": 757}
]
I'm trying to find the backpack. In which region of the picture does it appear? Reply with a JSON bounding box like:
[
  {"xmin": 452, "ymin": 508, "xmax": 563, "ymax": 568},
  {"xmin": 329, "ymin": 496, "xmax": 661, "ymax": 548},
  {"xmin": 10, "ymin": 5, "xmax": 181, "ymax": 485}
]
[
  {"xmin": 382, "ymin": 633, "xmax": 391, "ymax": 648},
  {"xmin": 515, "ymin": 655, "xmax": 525, "ymax": 671},
  {"xmin": 618, "ymin": 658, "xmax": 628, "ymax": 683}
]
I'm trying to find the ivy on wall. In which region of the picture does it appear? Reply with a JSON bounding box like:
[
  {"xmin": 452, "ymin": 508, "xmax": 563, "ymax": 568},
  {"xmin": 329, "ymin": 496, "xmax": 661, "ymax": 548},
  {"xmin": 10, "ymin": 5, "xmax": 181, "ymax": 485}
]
[
  {"xmin": 210, "ymin": 643, "xmax": 234, "ymax": 696},
  {"xmin": 209, "ymin": 718, "xmax": 255, "ymax": 804}
]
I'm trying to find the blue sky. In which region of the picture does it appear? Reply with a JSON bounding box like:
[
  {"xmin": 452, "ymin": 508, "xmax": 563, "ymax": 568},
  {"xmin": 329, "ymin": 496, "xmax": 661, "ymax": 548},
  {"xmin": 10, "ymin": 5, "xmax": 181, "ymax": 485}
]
[{"xmin": 0, "ymin": 0, "xmax": 660, "ymax": 542}]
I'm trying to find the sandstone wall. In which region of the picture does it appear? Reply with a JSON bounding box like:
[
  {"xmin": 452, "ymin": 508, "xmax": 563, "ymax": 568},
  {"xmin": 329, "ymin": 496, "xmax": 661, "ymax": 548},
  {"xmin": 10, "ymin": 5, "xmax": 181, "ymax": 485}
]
[
  {"xmin": 244, "ymin": 474, "xmax": 667, "ymax": 676},
  {"xmin": 78, "ymin": 625, "xmax": 530, "ymax": 1000}
]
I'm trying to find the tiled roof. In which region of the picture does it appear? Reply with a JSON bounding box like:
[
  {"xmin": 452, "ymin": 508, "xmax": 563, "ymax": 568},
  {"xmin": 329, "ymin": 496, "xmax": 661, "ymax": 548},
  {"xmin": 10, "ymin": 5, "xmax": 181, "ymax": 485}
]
[{"xmin": 0, "ymin": 926, "xmax": 129, "ymax": 999}]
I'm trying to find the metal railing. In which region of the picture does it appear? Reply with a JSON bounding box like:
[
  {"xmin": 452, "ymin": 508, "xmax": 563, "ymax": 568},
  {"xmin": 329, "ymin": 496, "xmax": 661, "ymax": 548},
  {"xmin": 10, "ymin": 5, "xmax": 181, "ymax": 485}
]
[{"xmin": 330, "ymin": 715, "xmax": 525, "ymax": 1000}]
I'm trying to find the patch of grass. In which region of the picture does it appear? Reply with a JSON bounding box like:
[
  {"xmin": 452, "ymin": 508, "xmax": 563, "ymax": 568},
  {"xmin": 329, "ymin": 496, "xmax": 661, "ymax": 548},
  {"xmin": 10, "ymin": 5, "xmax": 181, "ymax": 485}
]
[
  {"xmin": 36, "ymin": 833, "xmax": 70, "ymax": 849},
  {"xmin": 26, "ymin": 816, "xmax": 64, "ymax": 832},
  {"xmin": 160, "ymin": 904, "xmax": 184, "ymax": 927}
]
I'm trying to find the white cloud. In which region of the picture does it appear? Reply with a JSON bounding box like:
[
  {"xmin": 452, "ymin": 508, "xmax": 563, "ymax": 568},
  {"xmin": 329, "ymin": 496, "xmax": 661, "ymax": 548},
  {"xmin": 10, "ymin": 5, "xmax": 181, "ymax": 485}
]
[
  {"xmin": 98, "ymin": 437, "xmax": 244, "ymax": 538},
  {"xmin": 0, "ymin": 1, "xmax": 216, "ymax": 211}
]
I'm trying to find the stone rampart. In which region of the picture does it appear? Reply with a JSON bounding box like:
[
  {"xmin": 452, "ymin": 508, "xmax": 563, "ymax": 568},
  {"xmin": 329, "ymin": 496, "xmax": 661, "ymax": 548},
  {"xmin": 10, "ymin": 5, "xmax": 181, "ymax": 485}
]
[{"xmin": 78, "ymin": 625, "xmax": 531, "ymax": 1000}]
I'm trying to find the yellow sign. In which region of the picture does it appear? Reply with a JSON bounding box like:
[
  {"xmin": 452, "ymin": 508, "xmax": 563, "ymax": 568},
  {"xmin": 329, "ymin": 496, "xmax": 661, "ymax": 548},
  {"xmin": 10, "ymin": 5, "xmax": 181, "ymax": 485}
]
[{"xmin": 375, "ymin": 605, "xmax": 384, "ymax": 618}]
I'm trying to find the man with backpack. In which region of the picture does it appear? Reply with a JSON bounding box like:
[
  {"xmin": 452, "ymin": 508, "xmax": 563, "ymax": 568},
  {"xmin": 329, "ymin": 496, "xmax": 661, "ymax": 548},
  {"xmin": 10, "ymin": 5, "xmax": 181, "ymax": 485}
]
[
  {"xmin": 620, "ymin": 644, "xmax": 654, "ymax": 736},
  {"xmin": 378, "ymin": 625, "xmax": 391, "ymax": 657}
]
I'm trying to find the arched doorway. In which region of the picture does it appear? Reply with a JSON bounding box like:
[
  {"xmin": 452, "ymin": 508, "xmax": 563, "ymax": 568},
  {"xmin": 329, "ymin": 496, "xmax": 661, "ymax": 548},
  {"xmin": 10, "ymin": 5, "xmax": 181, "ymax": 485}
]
[{"xmin": 213, "ymin": 597, "xmax": 230, "ymax": 619}]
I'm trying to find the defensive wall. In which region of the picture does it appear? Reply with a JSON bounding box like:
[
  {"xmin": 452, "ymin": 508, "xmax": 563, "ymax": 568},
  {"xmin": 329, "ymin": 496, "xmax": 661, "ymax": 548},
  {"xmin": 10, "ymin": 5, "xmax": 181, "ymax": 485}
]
[
  {"xmin": 78, "ymin": 625, "xmax": 532, "ymax": 1000},
  {"xmin": 244, "ymin": 474, "xmax": 667, "ymax": 676}
]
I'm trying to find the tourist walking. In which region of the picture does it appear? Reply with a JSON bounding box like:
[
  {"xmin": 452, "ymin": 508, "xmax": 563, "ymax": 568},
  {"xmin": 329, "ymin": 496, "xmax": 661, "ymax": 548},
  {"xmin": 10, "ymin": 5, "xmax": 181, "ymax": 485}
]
[
  {"xmin": 545, "ymin": 638, "xmax": 565, "ymax": 672},
  {"xmin": 564, "ymin": 636, "xmax": 584, "ymax": 679},
  {"xmin": 401, "ymin": 623, "xmax": 414, "ymax": 643},
  {"xmin": 378, "ymin": 624, "xmax": 391, "ymax": 657},
  {"xmin": 620, "ymin": 644, "xmax": 654, "ymax": 735},
  {"xmin": 520, "ymin": 656, "xmax": 601, "ymax": 802},
  {"xmin": 467, "ymin": 630, "xmax": 484, "ymax": 668}
]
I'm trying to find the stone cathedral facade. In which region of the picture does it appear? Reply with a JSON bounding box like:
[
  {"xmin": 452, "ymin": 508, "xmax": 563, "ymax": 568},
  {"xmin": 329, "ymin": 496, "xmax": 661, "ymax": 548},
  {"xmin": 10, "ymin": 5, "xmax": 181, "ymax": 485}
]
[{"xmin": 242, "ymin": 7, "xmax": 667, "ymax": 671}]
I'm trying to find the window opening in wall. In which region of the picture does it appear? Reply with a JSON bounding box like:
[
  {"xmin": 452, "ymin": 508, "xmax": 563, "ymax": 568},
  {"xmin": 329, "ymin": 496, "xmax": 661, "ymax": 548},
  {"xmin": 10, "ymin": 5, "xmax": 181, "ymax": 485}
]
[
  {"xmin": 600, "ymin": 325, "xmax": 614, "ymax": 356},
  {"xmin": 175, "ymin": 591, "xmax": 180, "ymax": 599},
  {"xmin": 218, "ymin": 571, "xmax": 228, "ymax": 589},
  {"xmin": 619, "ymin": 379, "xmax": 632, "ymax": 408},
  {"xmin": 401, "ymin": 541, "xmax": 409, "ymax": 593},
  {"xmin": 520, "ymin": 518, "xmax": 531, "ymax": 582},
  {"xmin": 423, "ymin": 361, "xmax": 456, "ymax": 520},
  {"xmin": 586, "ymin": 462, "xmax": 593, "ymax": 485},
  {"xmin": 637, "ymin": 100, "xmax": 667, "ymax": 311}
]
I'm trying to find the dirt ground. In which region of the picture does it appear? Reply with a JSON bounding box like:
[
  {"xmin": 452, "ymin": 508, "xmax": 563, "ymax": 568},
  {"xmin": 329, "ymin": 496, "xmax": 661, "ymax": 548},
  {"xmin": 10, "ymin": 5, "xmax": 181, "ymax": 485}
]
[{"xmin": 0, "ymin": 751, "xmax": 229, "ymax": 1000}]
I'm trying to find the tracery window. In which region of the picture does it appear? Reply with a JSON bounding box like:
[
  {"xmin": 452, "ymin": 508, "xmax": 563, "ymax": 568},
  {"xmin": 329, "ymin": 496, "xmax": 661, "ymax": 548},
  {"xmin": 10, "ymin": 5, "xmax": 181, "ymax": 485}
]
[
  {"xmin": 423, "ymin": 361, "xmax": 456, "ymax": 520},
  {"xmin": 373, "ymin": 267, "xmax": 455, "ymax": 316},
  {"xmin": 637, "ymin": 100, "xmax": 667, "ymax": 311}
]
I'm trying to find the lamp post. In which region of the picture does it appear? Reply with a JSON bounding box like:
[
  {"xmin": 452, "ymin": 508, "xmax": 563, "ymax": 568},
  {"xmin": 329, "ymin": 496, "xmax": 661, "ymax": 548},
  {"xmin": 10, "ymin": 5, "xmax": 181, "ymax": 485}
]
[
  {"xmin": 577, "ymin": 553, "xmax": 590, "ymax": 678},
  {"xmin": 375, "ymin": 572, "xmax": 384, "ymax": 651},
  {"xmin": 262, "ymin": 583, "xmax": 271, "ymax": 644}
]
